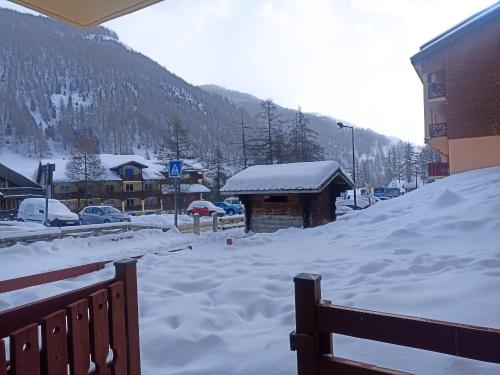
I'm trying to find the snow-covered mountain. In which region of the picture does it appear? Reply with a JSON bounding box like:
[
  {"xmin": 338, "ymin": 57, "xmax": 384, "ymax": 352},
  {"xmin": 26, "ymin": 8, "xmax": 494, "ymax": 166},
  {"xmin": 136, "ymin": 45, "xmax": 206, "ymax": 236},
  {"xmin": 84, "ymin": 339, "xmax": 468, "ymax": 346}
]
[{"xmin": 0, "ymin": 8, "xmax": 396, "ymax": 184}]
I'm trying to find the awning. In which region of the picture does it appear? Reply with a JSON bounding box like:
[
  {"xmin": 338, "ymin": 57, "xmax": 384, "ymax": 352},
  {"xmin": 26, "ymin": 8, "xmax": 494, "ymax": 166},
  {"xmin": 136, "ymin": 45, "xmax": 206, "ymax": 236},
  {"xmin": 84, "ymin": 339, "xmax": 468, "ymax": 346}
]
[{"xmin": 8, "ymin": 0, "xmax": 163, "ymax": 28}]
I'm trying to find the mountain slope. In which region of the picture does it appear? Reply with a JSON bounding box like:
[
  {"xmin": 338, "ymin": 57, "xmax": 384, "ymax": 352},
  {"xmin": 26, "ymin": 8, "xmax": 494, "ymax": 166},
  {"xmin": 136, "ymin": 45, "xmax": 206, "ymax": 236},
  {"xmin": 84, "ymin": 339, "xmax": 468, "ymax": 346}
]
[{"xmin": 0, "ymin": 8, "xmax": 394, "ymax": 184}]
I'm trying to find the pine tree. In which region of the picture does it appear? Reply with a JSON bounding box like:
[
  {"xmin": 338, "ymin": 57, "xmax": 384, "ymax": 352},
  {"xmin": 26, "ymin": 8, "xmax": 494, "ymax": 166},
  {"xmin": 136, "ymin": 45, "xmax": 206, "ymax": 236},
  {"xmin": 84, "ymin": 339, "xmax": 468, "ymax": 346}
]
[
  {"xmin": 65, "ymin": 135, "xmax": 105, "ymax": 205},
  {"xmin": 289, "ymin": 107, "xmax": 324, "ymax": 162},
  {"xmin": 251, "ymin": 99, "xmax": 286, "ymax": 165},
  {"xmin": 206, "ymin": 143, "xmax": 227, "ymax": 201},
  {"xmin": 158, "ymin": 114, "xmax": 191, "ymax": 162},
  {"xmin": 403, "ymin": 142, "xmax": 418, "ymax": 183}
]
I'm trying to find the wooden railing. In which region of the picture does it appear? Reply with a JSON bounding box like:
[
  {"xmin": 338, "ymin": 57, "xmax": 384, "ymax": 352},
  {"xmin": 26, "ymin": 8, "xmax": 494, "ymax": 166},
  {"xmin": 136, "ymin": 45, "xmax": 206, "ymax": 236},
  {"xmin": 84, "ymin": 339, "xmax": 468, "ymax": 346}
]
[
  {"xmin": 428, "ymin": 162, "xmax": 449, "ymax": 177},
  {"xmin": 0, "ymin": 259, "xmax": 141, "ymax": 375},
  {"xmin": 289, "ymin": 273, "xmax": 500, "ymax": 375}
]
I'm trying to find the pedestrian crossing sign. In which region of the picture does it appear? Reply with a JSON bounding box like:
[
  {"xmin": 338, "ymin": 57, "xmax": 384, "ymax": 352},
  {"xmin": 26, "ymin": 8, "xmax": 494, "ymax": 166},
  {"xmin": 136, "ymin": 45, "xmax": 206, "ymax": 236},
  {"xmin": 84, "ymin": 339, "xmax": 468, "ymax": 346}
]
[{"xmin": 168, "ymin": 160, "xmax": 183, "ymax": 178}]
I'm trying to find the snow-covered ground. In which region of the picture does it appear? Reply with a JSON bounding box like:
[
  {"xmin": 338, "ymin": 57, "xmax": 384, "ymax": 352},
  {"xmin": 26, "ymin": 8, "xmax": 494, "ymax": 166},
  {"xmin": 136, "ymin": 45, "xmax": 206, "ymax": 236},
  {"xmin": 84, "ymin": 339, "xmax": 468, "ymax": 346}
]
[{"xmin": 1, "ymin": 167, "xmax": 499, "ymax": 374}]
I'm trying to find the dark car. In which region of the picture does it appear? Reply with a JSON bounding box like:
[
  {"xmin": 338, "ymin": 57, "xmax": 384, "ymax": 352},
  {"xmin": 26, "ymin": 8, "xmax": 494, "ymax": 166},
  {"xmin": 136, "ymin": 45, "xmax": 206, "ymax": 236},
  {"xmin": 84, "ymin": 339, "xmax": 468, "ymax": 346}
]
[
  {"xmin": 79, "ymin": 206, "xmax": 131, "ymax": 225},
  {"xmin": 214, "ymin": 202, "xmax": 244, "ymax": 215}
]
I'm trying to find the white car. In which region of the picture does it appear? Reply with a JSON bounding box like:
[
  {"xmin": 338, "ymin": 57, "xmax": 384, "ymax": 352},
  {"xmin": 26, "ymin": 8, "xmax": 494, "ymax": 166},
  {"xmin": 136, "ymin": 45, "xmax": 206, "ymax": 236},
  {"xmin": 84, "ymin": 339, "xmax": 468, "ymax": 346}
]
[
  {"xmin": 17, "ymin": 198, "xmax": 79, "ymax": 227},
  {"xmin": 186, "ymin": 200, "xmax": 225, "ymax": 217}
]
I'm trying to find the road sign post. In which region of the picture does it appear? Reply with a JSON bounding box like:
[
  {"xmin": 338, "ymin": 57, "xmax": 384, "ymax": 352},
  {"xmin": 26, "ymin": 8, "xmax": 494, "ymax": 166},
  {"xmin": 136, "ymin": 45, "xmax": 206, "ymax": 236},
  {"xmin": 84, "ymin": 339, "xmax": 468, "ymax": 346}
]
[{"xmin": 168, "ymin": 160, "xmax": 183, "ymax": 227}]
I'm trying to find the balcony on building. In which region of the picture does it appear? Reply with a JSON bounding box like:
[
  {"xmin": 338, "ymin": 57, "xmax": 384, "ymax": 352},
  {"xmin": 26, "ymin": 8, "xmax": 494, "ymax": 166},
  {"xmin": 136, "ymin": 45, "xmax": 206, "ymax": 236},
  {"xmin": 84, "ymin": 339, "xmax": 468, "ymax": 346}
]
[
  {"xmin": 427, "ymin": 71, "xmax": 445, "ymax": 100},
  {"xmin": 428, "ymin": 162, "xmax": 450, "ymax": 179},
  {"xmin": 429, "ymin": 122, "xmax": 447, "ymax": 138}
]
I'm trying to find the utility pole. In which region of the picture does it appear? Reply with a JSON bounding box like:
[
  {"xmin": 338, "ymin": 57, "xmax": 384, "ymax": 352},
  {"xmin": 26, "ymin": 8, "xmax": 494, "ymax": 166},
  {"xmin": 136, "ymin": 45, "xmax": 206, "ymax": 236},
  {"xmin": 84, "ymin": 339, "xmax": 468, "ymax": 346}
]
[{"xmin": 240, "ymin": 109, "xmax": 248, "ymax": 169}]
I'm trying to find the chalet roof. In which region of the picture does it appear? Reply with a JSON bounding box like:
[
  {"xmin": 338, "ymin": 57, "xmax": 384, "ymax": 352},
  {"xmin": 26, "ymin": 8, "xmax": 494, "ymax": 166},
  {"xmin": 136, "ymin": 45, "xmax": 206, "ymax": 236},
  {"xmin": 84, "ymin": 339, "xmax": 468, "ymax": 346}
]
[
  {"xmin": 220, "ymin": 161, "xmax": 353, "ymax": 195},
  {"xmin": 109, "ymin": 160, "xmax": 149, "ymax": 170},
  {"xmin": 411, "ymin": 2, "xmax": 500, "ymax": 62},
  {"xmin": 38, "ymin": 154, "xmax": 167, "ymax": 182},
  {"xmin": 0, "ymin": 163, "xmax": 40, "ymax": 188},
  {"xmin": 161, "ymin": 184, "xmax": 210, "ymax": 194}
]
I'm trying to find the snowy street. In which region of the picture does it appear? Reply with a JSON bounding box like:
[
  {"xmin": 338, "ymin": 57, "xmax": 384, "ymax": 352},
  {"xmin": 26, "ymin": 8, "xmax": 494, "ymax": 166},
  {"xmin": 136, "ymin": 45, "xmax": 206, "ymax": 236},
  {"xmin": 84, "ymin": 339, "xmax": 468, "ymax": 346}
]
[{"xmin": 1, "ymin": 167, "xmax": 499, "ymax": 374}]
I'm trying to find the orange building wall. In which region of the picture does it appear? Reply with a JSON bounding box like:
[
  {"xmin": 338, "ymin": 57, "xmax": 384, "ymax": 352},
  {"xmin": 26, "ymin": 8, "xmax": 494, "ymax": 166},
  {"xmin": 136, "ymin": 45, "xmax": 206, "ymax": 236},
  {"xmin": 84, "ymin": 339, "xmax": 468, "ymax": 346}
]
[{"xmin": 448, "ymin": 135, "xmax": 500, "ymax": 174}]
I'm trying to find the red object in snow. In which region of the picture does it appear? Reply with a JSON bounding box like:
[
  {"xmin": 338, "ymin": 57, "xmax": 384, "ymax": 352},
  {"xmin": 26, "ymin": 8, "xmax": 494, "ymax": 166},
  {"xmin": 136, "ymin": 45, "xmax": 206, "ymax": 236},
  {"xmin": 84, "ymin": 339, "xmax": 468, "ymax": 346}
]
[{"xmin": 226, "ymin": 238, "xmax": 233, "ymax": 246}]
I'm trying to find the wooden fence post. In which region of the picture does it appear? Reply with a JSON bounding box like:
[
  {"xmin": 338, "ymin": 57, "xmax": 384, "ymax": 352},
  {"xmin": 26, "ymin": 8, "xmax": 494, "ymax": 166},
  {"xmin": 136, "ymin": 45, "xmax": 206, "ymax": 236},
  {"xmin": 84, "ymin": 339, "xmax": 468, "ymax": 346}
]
[
  {"xmin": 212, "ymin": 213, "xmax": 218, "ymax": 232},
  {"xmin": 193, "ymin": 213, "xmax": 200, "ymax": 235},
  {"xmin": 114, "ymin": 259, "xmax": 141, "ymax": 375},
  {"xmin": 291, "ymin": 273, "xmax": 332, "ymax": 375}
]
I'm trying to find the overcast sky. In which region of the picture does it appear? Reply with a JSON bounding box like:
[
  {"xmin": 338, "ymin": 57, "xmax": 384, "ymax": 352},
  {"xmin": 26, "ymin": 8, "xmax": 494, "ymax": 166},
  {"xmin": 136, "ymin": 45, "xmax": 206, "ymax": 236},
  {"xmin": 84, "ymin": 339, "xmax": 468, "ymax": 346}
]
[{"xmin": 1, "ymin": 0, "xmax": 496, "ymax": 144}]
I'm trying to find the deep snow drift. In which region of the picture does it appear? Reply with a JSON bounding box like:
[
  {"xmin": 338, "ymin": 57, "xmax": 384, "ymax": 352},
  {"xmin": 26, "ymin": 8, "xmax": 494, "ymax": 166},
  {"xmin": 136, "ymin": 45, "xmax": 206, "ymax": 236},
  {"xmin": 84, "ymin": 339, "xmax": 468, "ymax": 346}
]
[{"xmin": 1, "ymin": 167, "xmax": 499, "ymax": 374}]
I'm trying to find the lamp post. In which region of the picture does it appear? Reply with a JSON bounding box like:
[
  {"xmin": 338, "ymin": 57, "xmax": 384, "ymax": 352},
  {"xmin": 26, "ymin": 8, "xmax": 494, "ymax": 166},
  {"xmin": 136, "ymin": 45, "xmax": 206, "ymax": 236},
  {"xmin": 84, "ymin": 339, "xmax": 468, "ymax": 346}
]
[{"xmin": 337, "ymin": 122, "xmax": 357, "ymax": 210}]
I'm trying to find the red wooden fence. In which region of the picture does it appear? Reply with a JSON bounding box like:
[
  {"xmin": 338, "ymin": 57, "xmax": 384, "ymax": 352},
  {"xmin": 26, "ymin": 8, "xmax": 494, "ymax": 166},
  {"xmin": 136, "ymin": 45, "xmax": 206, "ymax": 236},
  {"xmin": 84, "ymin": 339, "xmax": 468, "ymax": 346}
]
[
  {"xmin": 290, "ymin": 273, "xmax": 500, "ymax": 375},
  {"xmin": 0, "ymin": 255, "xmax": 143, "ymax": 294},
  {"xmin": 0, "ymin": 259, "xmax": 141, "ymax": 375}
]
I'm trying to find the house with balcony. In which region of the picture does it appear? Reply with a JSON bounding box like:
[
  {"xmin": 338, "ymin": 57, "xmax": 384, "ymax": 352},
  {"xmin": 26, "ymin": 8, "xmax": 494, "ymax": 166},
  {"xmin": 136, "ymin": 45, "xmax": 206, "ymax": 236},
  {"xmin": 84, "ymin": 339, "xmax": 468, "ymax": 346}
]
[
  {"xmin": 411, "ymin": 2, "xmax": 500, "ymax": 179},
  {"xmin": 0, "ymin": 162, "xmax": 44, "ymax": 219},
  {"xmin": 35, "ymin": 155, "xmax": 210, "ymax": 213}
]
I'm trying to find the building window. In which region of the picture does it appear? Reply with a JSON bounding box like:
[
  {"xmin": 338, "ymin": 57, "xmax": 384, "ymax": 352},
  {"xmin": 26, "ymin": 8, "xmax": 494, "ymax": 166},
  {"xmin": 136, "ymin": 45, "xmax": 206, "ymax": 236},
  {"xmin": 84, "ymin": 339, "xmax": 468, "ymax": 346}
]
[
  {"xmin": 264, "ymin": 196, "xmax": 288, "ymax": 203},
  {"xmin": 124, "ymin": 168, "xmax": 134, "ymax": 177},
  {"xmin": 144, "ymin": 183, "xmax": 152, "ymax": 191},
  {"xmin": 125, "ymin": 184, "xmax": 134, "ymax": 192},
  {"xmin": 106, "ymin": 184, "xmax": 115, "ymax": 193},
  {"xmin": 59, "ymin": 185, "xmax": 70, "ymax": 193}
]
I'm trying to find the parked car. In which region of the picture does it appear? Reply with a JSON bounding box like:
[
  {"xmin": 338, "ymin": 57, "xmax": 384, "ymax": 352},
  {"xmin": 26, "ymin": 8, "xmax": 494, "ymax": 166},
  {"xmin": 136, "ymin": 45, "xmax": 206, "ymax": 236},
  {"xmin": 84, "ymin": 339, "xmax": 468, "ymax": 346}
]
[
  {"xmin": 224, "ymin": 197, "xmax": 242, "ymax": 206},
  {"xmin": 79, "ymin": 205, "xmax": 131, "ymax": 225},
  {"xmin": 214, "ymin": 202, "xmax": 244, "ymax": 215},
  {"xmin": 17, "ymin": 198, "xmax": 79, "ymax": 227},
  {"xmin": 186, "ymin": 200, "xmax": 225, "ymax": 217}
]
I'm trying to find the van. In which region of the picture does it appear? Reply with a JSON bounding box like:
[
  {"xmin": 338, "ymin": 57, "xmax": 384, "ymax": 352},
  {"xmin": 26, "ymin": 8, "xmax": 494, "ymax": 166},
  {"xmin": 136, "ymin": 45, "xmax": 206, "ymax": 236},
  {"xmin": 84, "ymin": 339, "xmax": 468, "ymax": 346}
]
[{"xmin": 17, "ymin": 198, "xmax": 79, "ymax": 227}]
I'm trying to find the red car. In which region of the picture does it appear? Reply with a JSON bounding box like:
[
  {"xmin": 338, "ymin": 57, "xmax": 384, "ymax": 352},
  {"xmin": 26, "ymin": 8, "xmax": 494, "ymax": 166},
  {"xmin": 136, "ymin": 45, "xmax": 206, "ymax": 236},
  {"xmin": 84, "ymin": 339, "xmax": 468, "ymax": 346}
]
[{"xmin": 186, "ymin": 200, "xmax": 225, "ymax": 217}]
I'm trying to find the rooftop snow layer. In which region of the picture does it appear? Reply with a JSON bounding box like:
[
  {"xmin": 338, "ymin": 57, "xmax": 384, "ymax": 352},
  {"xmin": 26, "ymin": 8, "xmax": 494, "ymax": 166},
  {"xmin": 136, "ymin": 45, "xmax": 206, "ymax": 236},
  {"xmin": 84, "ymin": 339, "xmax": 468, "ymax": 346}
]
[
  {"xmin": 413, "ymin": 2, "xmax": 500, "ymax": 58},
  {"xmin": 40, "ymin": 154, "xmax": 167, "ymax": 182},
  {"xmin": 221, "ymin": 160, "xmax": 353, "ymax": 194}
]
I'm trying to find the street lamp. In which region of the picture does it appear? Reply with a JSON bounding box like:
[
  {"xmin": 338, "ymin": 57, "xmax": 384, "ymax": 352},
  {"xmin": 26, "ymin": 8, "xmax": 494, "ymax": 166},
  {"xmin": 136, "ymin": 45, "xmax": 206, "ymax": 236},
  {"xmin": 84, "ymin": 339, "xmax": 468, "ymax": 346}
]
[{"xmin": 337, "ymin": 122, "xmax": 357, "ymax": 210}]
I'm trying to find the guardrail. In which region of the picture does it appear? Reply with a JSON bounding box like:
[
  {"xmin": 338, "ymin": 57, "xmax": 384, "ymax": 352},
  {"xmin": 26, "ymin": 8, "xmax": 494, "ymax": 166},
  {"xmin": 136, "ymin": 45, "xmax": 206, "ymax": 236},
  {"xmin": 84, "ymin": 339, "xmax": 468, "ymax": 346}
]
[
  {"xmin": 178, "ymin": 214, "xmax": 245, "ymax": 234},
  {"xmin": 0, "ymin": 222, "xmax": 171, "ymax": 248},
  {"xmin": 289, "ymin": 273, "xmax": 500, "ymax": 374},
  {"xmin": 0, "ymin": 214, "xmax": 245, "ymax": 248}
]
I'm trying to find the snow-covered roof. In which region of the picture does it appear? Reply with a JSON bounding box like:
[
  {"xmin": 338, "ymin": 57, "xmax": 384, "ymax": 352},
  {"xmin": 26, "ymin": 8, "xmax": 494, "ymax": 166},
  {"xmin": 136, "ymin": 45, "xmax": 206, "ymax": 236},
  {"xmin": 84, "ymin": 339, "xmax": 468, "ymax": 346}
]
[
  {"xmin": 221, "ymin": 161, "xmax": 353, "ymax": 195},
  {"xmin": 412, "ymin": 2, "xmax": 500, "ymax": 61},
  {"xmin": 162, "ymin": 184, "xmax": 210, "ymax": 194},
  {"xmin": 40, "ymin": 154, "xmax": 168, "ymax": 182}
]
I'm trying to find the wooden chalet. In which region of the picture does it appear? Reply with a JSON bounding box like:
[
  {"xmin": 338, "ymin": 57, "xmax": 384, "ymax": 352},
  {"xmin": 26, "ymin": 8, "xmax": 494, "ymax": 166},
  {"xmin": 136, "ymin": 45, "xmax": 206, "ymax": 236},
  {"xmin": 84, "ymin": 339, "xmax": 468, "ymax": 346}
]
[
  {"xmin": 221, "ymin": 161, "xmax": 353, "ymax": 233},
  {"xmin": 34, "ymin": 155, "xmax": 210, "ymax": 213},
  {"xmin": 0, "ymin": 162, "xmax": 44, "ymax": 219}
]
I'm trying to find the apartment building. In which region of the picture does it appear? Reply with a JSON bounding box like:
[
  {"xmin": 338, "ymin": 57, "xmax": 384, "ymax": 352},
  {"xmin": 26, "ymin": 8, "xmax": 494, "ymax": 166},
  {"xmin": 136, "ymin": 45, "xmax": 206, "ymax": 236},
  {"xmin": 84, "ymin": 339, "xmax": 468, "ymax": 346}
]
[{"xmin": 411, "ymin": 2, "xmax": 500, "ymax": 178}]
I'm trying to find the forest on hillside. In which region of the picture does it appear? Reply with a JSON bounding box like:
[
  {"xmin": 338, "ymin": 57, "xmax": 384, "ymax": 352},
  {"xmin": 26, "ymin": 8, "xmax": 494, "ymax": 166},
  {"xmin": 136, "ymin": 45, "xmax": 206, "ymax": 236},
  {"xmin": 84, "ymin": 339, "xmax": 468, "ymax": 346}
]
[{"xmin": 0, "ymin": 8, "xmax": 436, "ymax": 191}]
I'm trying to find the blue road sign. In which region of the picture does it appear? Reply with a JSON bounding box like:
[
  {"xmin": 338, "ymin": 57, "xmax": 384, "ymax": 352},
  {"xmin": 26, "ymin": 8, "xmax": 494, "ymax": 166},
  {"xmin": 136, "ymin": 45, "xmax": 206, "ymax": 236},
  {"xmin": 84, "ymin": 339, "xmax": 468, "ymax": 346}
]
[{"xmin": 168, "ymin": 160, "xmax": 183, "ymax": 178}]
